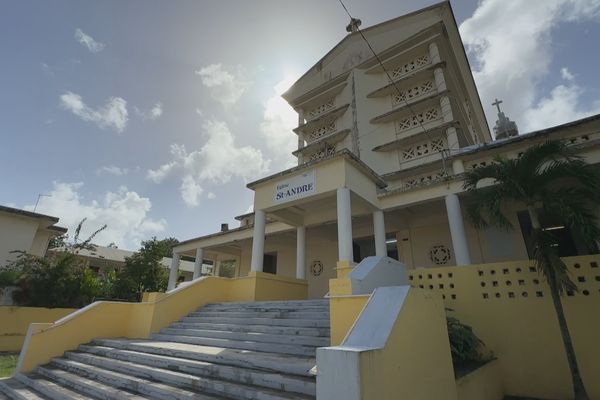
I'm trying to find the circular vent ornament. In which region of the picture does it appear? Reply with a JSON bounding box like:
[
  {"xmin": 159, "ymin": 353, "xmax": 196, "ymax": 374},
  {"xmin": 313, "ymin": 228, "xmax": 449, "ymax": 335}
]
[
  {"xmin": 430, "ymin": 245, "xmax": 451, "ymax": 265},
  {"xmin": 311, "ymin": 260, "xmax": 323, "ymax": 276}
]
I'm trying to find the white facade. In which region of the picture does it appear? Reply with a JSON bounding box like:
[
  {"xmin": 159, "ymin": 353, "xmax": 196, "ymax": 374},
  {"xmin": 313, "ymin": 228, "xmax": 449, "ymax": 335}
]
[{"xmin": 0, "ymin": 205, "xmax": 66, "ymax": 267}]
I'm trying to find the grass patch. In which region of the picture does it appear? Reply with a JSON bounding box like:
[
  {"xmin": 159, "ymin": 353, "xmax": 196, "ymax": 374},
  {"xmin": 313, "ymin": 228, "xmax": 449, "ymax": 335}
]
[{"xmin": 0, "ymin": 353, "xmax": 18, "ymax": 378}]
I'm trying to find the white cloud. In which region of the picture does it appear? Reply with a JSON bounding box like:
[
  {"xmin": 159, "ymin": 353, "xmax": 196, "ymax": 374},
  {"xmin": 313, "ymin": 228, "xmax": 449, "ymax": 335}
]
[
  {"xmin": 29, "ymin": 182, "xmax": 166, "ymax": 249},
  {"xmin": 180, "ymin": 175, "xmax": 203, "ymax": 207},
  {"xmin": 560, "ymin": 67, "xmax": 574, "ymax": 81},
  {"xmin": 260, "ymin": 76, "xmax": 298, "ymax": 169},
  {"xmin": 134, "ymin": 102, "xmax": 163, "ymax": 121},
  {"xmin": 75, "ymin": 28, "xmax": 105, "ymax": 53},
  {"xmin": 60, "ymin": 91, "xmax": 128, "ymax": 133},
  {"xmin": 96, "ymin": 165, "xmax": 128, "ymax": 176},
  {"xmin": 207, "ymin": 192, "xmax": 216, "ymax": 200},
  {"xmin": 459, "ymin": 0, "xmax": 600, "ymax": 134},
  {"xmin": 41, "ymin": 63, "xmax": 53, "ymax": 76},
  {"xmin": 195, "ymin": 64, "xmax": 250, "ymax": 106},
  {"xmin": 147, "ymin": 120, "xmax": 270, "ymax": 207}
]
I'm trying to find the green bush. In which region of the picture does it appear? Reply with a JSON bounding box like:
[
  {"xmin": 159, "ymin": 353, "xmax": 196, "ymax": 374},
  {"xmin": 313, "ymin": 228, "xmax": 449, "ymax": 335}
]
[{"xmin": 446, "ymin": 315, "xmax": 485, "ymax": 364}]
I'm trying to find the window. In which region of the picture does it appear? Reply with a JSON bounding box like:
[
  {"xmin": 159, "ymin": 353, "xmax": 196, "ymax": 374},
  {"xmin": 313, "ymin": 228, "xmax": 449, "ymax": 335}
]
[{"xmin": 263, "ymin": 253, "xmax": 277, "ymax": 274}]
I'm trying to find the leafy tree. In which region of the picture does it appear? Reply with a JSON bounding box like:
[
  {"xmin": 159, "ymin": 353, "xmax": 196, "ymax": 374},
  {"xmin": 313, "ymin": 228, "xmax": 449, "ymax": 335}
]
[
  {"xmin": 464, "ymin": 140, "xmax": 599, "ymax": 400},
  {"xmin": 47, "ymin": 233, "xmax": 67, "ymax": 250},
  {"xmin": 112, "ymin": 238, "xmax": 174, "ymax": 301},
  {"xmin": 8, "ymin": 252, "xmax": 100, "ymax": 308}
]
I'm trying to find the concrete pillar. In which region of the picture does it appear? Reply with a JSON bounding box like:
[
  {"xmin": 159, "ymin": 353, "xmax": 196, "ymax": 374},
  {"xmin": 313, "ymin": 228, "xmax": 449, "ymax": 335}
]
[
  {"xmin": 373, "ymin": 210, "xmax": 387, "ymax": 257},
  {"xmin": 440, "ymin": 96, "xmax": 453, "ymax": 123},
  {"xmin": 452, "ymin": 158, "xmax": 465, "ymax": 175},
  {"xmin": 433, "ymin": 68, "xmax": 447, "ymax": 93},
  {"xmin": 336, "ymin": 188, "xmax": 354, "ymax": 262},
  {"xmin": 296, "ymin": 226, "xmax": 306, "ymax": 280},
  {"xmin": 167, "ymin": 252, "xmax": 180, "ymax": 291},
  {"xmin": 445, "ymin": 193, "xmax": 471, "ymax": 266},
  {"xmin": 193, "ymin": 248, "xmax": 204, "ymax": 280},
  {"xmin": 428, "ymin": 42, "xmax": 441, "ymax": 64},
  {"xmin": 250, "ymin": 209, "xmax": 266, "ymax": 272}
]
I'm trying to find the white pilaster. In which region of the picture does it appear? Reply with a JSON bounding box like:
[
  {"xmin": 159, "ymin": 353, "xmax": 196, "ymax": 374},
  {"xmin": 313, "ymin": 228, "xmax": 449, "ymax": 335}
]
[
  {"xmin": 452, "ymin": 158, "xmax": 465, "ymax": 175},
  {"xmin": 337, "ymin": 188, "xmax": 354, "ymax": 262},
  {"xmin": 445, "ymin": 193, "xmax": 471, "ymax": 266},
  {"xmin": 373, "ymin": 210, "xmax": 387, "ymax": 257},
  {"xmin": 446, "ymin": 127, "xmax": 460, "ymax": 152},
  {"xmin": 428, "ymin": 42, "xmax": 441, "ymax": 64},
  {"xmin": 296, "ymin": 226, "xmax": 306, "ymax": 280},
  {"xmin": 167, "ymin": 252, "xmax": 180, "ymax": 291},
  {"xmin": 193, "ymin": 248, "xmax": 204, "ymax": 280},
  {"xmin": 250, "ymin": 209, "xmax": 266, "ymax": 272}
]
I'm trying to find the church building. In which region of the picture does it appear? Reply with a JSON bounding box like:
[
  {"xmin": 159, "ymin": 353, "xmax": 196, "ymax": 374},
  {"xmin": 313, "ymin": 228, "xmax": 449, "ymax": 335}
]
[{"xmin": 168, "ymin": 1, "xmax": 600, "ymax": 299}]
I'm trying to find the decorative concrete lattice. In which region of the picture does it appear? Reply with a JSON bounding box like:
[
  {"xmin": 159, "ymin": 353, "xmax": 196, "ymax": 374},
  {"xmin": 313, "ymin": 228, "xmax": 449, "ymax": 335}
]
[
  {"xmin": 402, "ymin": 169, "xmax": 447, "ymax": 189},
  {"xmin": 430, "ymin": 244, "xmax": 451, "ymax": 265},
  {"xmin": 401, "ymin": 137, "xmax": 445, "ymax": 161},
  {"xmin": 306, "ymin": 122, "xmax": 336, "ymax": 144},
  {"xmin": 392, "ymin": 80, "xmax": 435, "ymax": 106},
  {"xmin": 390, "ymin": 54, "xmax": 430, "ymax": 80},
  {"xmin": 307, "ymin": 143, "xmax": 336, "ymax": 163},
  {"xmin": 407, "ymin": 256, "xmax": 600, "ymax": 303},
  {"xmin": 306, "ymin": 99, "xmax": 335, "ymax": 120},
  {"xmin": 565, "ymin": 131, "xmax": 600, "ymax": 146},
  {"xmin": 396, "ymin": 107, "xmax": 440, "ymax": 132}
]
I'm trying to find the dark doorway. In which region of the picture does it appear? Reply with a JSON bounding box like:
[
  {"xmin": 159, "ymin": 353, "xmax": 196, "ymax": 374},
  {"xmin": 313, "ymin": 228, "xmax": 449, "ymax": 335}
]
[
  {"xmin": 517, "ymin": 210, "xmax": 595, "ymax": 258},
  {"xmin": 263, "ymin": 252, "xmax": 277, "ymax": 274}
]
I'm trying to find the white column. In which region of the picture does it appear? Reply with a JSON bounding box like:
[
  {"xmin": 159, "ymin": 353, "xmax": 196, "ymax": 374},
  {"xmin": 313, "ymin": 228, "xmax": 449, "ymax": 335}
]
[
  {"xmin": 428, "ymin": 42, "xmax": 441, "ymax": 64},
  {"xmin": 452, "ymin": 158, "xmax": 465, "ymax": 175},
  {"xmin": 250, "ymin": 209, "xmax": 266, "ymax": 272},
  {"xmin": 373, "ymin": 210, "xmax": 387, "ymax": 257},
  {"xmin": 296, "ymin": 226, "xmax": 306, "ymax": 280},
  {"xmin": 167, "ymin": 252, "xmax": 180, "ymax": 291},
  {"xmin": 445, "ymin": 193, "xmax": 471, "ymax": 266},
  {"xmin": 193, "ymin": 248, "xmax": 204, "ymax": 280},
  {"xmin": 336, "ymin": 188, "xmax": 354, "ymax": 262}
]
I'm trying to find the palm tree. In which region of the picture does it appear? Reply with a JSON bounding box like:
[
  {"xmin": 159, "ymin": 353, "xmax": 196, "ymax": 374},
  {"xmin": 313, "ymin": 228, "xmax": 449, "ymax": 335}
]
[{"xmin": 463, "ymin": 140, "xmax": 600, "ymax": 400}]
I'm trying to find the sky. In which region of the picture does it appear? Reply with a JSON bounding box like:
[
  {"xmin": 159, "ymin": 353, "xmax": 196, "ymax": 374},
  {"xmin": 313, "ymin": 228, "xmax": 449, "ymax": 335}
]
[{"xmin": 1, "ymin": 0, "xmax": 600, "ymax": 250}]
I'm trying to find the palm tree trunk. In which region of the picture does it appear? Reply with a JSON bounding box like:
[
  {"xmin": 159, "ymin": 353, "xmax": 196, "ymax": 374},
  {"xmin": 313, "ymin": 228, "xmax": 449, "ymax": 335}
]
[
  {"xmin": 547, "ymin": 274, "xmax": 589, "ymax": 400},
  {"xmin": 529, "ymin": 206, "xmax": 589, "ymax": 399}
]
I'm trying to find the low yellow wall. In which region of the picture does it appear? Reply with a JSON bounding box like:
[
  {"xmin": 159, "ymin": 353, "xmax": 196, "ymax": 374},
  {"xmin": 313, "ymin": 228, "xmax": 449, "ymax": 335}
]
[
  {"xmin": 456, "ymin": 360, "xmax": 504, "ymax": 400},
  {"xmin": 329, "ymin": 295, "xmax": 369, "ymax": 346},
  {"xmin": 408, "ymin": 255, "xmax": 600, "ymax": 399},
  {"xmin": 17, "ymin": 273, "xmax": 307, "ymax": 373},
  {"xmin": 337, "ymin": 288, "xmax": 457, "ymax": 400},
  {"xmin": 0, "ymin": 307, "xmax": 75, "ymax": 352}
]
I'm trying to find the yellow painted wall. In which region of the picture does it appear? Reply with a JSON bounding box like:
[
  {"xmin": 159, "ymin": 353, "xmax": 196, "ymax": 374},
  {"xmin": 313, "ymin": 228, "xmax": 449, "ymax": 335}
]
[
  {"xmin": 456, "ymin": 360, "xmax": 504, "ymax": 400},
  {"xmin": 0, "ymin": 306, "xmax": 76, "ymax": 352},
  {"xmin": 329, "ymin": 295, "xmax": 369, "ymax": 346},
  {"xmin": 408, "ymin": 255, "xmax": 600, "ymax": 399},
  {"xmin": 17, "ymin": 273, "xmax": 308, "ymax": 373},
  {"xmin": 339, "ymin": 288, "xmax": 457, "ymax": 400}
]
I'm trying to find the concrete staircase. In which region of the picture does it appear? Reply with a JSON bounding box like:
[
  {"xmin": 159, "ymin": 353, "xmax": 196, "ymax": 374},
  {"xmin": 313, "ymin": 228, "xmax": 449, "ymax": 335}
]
[{"xmin": 0, "ymin": 299, "xmax": 330, "ymax": 399}]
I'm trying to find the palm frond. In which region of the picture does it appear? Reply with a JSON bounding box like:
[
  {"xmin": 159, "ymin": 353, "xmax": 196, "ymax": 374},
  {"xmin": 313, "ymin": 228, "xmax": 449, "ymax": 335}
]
[{"xmin": 464, "ymin": 186, "xmax": 514, "ymax": 230}]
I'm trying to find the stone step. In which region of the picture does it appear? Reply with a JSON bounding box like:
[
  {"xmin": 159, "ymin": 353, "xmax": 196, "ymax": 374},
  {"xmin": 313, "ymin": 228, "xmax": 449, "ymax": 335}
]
[
  {"xmin": 14, "ymin": 373, "xmax": 90, "ymax": 400},
  {"xmin": 205, "ymin": 300, "xmax": 328, "ymax": 308},
  {"xmin": 63, "ymin": 352, "xmax": 311, "ymax": 400},
  {"xmin": 0, "ymin": 379, "xmax": 46, "ymax": 400},
  {"xmin": 150, "ymin": 333, "xmax": 317, "ymax": 357},
  {"xmin": 160, "ymin": 327, "xmax": 330, "ymax": 347},
  {"xmin": 78, "ymin": 345, "xmax": 315, "ymax": 396},
  {"xmin": 93, "ymin": 339, "xmax": 316, "ymax": 377},
  {"xmin": 49, "ymin": 358, "xmax": 222, "ymax": 400},
  {"xmin": 189, "ymin": 310, "xmax": 329, "ymax": 319},
  {"xmin": 181, "ymin": 316, "xmax": 330, "ymax": 328},
  {"xmin": 170, "ymin": 322, "xmax": 330, "ymax": 337},
  {"xmin": 36, "ymin": 366, "xmax": 147, "ymax": 400}
]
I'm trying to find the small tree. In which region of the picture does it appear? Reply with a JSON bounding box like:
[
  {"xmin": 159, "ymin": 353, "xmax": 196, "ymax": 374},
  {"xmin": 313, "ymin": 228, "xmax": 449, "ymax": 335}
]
[
  {"xmin": 112, "ymin": 238, "xmax": 173, "ymax": 301},
  {"xmin": 464, "ymin": 140, "xmax": 599, "ymax": 400},
  {"xmin": 1, "ymin": 218, "xmax": 107, "ymax": 308}
]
